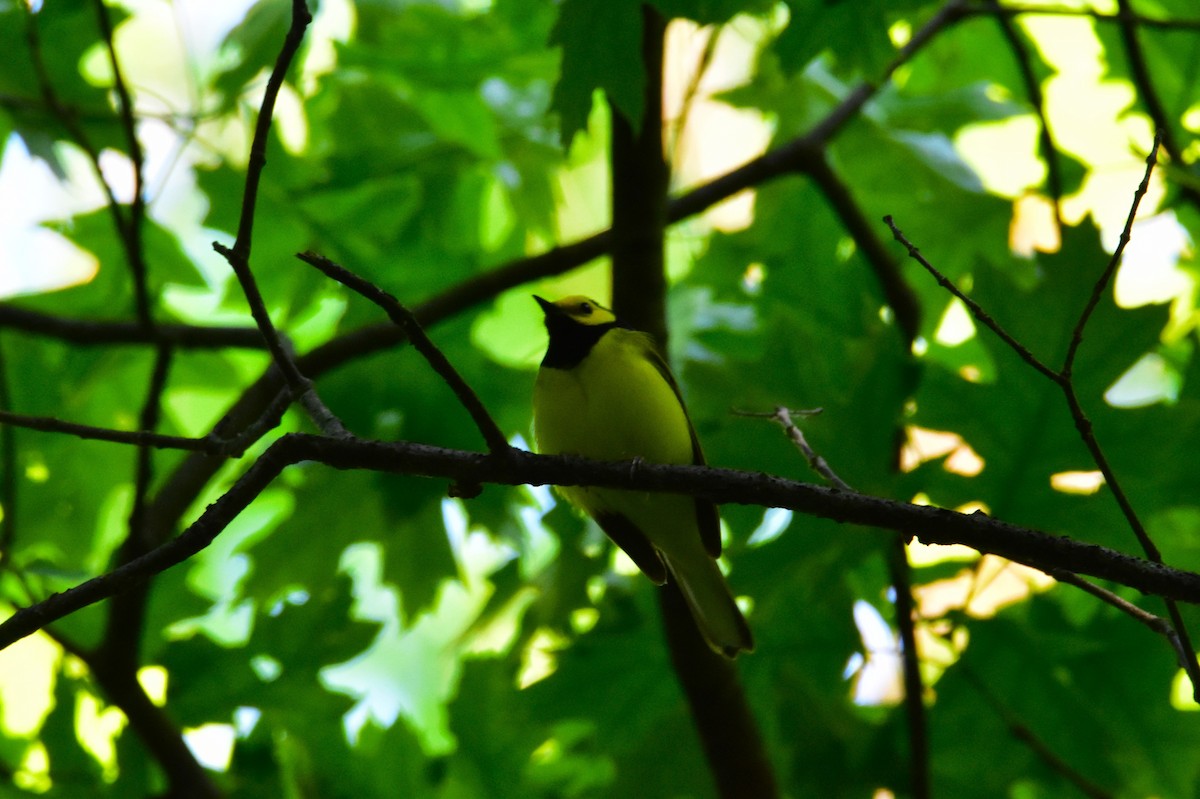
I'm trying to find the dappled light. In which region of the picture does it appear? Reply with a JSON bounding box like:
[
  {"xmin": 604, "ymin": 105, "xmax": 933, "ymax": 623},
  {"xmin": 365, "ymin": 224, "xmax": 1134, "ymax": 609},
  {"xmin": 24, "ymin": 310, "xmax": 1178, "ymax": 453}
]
[{"xmin": 0, "ymin": 0, "xmax": 1197, "ymax": 797}]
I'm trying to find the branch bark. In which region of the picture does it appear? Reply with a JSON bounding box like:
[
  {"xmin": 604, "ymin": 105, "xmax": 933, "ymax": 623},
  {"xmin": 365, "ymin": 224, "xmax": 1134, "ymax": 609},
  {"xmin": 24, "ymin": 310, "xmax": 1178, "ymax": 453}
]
[{"xmin": 5, "ymin": 435, "xmax": 1200, "ymax": 651}]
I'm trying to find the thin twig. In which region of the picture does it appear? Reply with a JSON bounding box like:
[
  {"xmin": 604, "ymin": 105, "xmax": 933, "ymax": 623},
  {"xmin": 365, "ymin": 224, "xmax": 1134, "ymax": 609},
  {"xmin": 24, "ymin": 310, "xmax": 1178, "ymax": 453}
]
[
  {"xmin": 883, "ymin": 215, "xmax": 1061, "ymax": 381},
  {"xmin": 1048, "ymin": 569, "xmax": 1191, "ymax": 661},
  {"xmin": 0, "ymin": 339, "xmax": 15, "ymax": 565},
  {"xmin": 211, "ymin": 0, "xmax": 347, "ymax": 438},
  {"xmin": 0, "ymin": 409, "xmax": 214, "ymax": 451},
  {"xmin": 738, "ymin": 405, "xmax": 928, "ymax": 799},
  {"xmin": 1062, "ymin": 133, "xmax": 1159, "ymax": 378},
  {"xmin": 92, "ymin": 0, "xmax": 151, "ymax": 328},
  {"xmin": 214, "ymin": 242, "xmax": 347, "ymax": 438},
  {"xmin": 987, "ymin": 0, "xmax": 1064, "ymax": 229},
  {"xmin": 734, "ymin": 407, "xmax": 846, "ymax": 488},
  {"xmin": 964, "ymin": 2, "xmax": 1200, "ymax": 31},
  {"xmin": 232, "ymin": 0, "xmax": 312, "ymax": 259},
  {"xmin": 962, "ymin": 667, "xmax": 1113, "ymax": 799},
  {"xmin": 1053, "ymin": 136, "xmax": 1200, "ymax": 697},
  {"xmin": 297, "ymin": 252, "xmax": 511, "ymax": 454},
  {"xmin": 888, "ymin": 137, "xmax": 1200, "ymax": 698}
]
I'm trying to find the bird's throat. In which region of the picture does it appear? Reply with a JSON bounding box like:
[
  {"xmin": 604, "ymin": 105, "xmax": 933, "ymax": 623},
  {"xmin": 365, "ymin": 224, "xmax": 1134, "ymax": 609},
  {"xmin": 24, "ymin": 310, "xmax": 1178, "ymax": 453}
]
[{"xmin": 541, "ymin": 320, "xmax": 619, "ymax": 369}]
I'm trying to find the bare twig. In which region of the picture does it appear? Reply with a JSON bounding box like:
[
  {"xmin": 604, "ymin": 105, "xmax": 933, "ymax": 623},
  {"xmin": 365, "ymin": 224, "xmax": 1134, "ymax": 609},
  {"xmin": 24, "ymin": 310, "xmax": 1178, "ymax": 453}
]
[
  {"xmin": 1051, "ymin": 566, "xmax": 1180, "ymax": 643},
  {"xmin": 297, "ymin": 252, "xmax": 511, "ymax": 454},
  {"xmin": 233, "ymin": 0, "xmax": 311, "ymax": 258},
  {"xmin": 962, "ymin": 667, "xmax": 1113, "ymax": 799},
  {"xmin": 1053, "ymin": 137, "xmax": 1200, "ymax": 698},
  {"xmin": 0, "ymin": 409, "xmax": 214, "ymax": 451},
  {"xmin": 734, "ymin": 407, "xmax": 845, "ymax": 488},
  {"xmin": 1113, "ymin": 0, "xmax": 1183, "ymax": 158},
  {"xmin": 1062, "ymin": 133, "xmax": 1159, "ymax": 378},
  {"xmin": 0, "ymin": 339, "xmax": 15, "ymax": 565},
  {"xmin": 92, "ymin": 0, "xmax": 151, "ymax": 328},
  {"xmin": 741, "ymin": 405, "xmax": 928, "ymax": 799},
  {"xmin": 883, "ymin": 215, "xmax": 1061, "ymax": 381},
  {"xmin": 887, "ymin": 136, "xmax": 1200, "ymax": 699},
  {"xmin": 964, "ymin": 2, "xmax": 1200, "ymax": 31},
  {"xmin": 211, "ymin": 0, "xmax": 347, "ymax": 438},
  {"xmin": 214, "ymin": 242, "xmax": 347, "ymax": 438},
  {"xmin": 986, "ymin": 0, "xmax": 1064, "ymax": 228}
]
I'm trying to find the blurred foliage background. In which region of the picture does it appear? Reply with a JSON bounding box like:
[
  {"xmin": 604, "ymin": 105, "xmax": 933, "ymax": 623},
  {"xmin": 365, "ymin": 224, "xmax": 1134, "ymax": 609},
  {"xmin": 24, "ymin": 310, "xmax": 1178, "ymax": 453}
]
[{"xmin": 0, "ymin": 0, "xmax": 1199, "ymax": 796}]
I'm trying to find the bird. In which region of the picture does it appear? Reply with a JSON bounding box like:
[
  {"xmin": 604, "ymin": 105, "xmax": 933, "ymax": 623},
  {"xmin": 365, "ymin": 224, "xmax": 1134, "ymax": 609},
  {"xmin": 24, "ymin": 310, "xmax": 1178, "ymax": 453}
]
[{"xmin": 531, "ymin": 294, "xmax": 753, "ymax": 657}]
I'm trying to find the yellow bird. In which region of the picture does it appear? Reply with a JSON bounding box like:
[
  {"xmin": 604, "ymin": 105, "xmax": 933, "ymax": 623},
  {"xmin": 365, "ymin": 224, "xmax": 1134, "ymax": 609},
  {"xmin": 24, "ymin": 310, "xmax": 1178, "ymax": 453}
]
[{"xmin": 532, "ymin": 295, "xmax": 753, "ymax": 657}]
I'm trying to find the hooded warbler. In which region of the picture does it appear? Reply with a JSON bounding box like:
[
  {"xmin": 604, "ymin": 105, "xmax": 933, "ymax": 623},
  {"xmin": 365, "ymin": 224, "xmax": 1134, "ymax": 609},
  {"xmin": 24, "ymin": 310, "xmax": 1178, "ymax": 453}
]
[{"xmin": 532, "ymin": 295, "xmax": 753, "ymax": 657}]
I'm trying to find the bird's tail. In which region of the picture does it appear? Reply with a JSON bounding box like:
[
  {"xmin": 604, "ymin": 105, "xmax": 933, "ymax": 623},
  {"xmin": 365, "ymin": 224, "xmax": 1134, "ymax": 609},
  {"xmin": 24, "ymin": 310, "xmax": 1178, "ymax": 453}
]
[{"xmin": 664, "ymin": 548, "xmax": 754, "ymax": 657}]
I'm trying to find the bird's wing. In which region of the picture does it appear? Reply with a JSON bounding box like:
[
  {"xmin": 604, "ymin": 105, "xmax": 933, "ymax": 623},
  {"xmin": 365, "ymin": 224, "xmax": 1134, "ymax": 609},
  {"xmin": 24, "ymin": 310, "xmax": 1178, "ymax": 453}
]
[
  {"xmin": 594, "ymin": 511, "xmax": 668, "ymax": 584},
  {"xmin": 642, "ymin": 340, "xmax": 723, "ymax": 558}
]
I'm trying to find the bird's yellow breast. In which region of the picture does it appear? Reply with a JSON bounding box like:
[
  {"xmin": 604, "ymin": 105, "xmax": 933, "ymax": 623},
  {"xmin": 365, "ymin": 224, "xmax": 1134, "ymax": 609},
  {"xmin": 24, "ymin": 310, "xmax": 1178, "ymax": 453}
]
[{"xmin": 533, "ymin": 329, "xmax": 693, "ymax": 467}]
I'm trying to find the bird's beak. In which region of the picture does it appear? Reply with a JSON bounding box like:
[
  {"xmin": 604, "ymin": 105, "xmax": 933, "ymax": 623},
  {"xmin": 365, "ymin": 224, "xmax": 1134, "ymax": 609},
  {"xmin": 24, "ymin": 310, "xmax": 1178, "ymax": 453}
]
[{"xmin": 533, "ymin": 295, "xmax": 556, "ymax": 316}]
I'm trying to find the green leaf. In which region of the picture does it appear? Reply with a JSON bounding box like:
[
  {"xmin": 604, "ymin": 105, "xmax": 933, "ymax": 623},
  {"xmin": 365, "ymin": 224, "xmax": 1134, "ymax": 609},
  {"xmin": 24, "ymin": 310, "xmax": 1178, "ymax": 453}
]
[
  {"xmin": 211, "ymin": 0, "xmax": 294, "ymax": 105},
  {"xmin": 550, "ymin": 0, "xmax": 645, "ymax": 144}
]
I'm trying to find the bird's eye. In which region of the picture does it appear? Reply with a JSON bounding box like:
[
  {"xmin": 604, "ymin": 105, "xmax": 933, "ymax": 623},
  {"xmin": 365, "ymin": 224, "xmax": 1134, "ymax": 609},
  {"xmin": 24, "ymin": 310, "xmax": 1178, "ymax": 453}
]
[{"xmin": 579, "ymin": 302, "xmax": 593, "ymax": 315}]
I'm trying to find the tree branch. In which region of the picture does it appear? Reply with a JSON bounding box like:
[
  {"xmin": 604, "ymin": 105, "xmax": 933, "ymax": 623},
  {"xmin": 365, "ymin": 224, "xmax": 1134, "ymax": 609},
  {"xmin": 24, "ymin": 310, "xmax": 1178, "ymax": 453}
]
[
  {"xmin": 610, "ymin": 7, "xmax": 776, "ymax": 796},
  {"xmin": 98, "ymin": 344, "xmax": 173, "ymax": 675},
  {"xmin": 962, "ymin": 666, "xmax": 1112, "ymax": 799},
  {"xmin": 887, "ymin": 139, "xmax": 1200, "ymax": 699},
  {"xmin": 5, "ymin": 436, "xmax": 1200, "ymax": 651},
  {"xmin": 0, "ymin": 408, "xmax": 214, "ymax": 451},
  {"xmin": 0, "ymin": 305, "xmax": 265, "ymax": 349},
  {"xmin": 0, "ymin": 339, "xmax": 15, "ymax": 566},
  {"xmin": 884, "ymin": 215, "xmax": 1060, "ymax": 381},
  {"xmin": 211, "ymin": 0, "xmax": 346, "ymax": 438},
  {"xmin": 744, "ymin": 407, "xmax": 928, "ymax": 798},
  {"xmin": 297, "ymin": 252, "xmax": 511, "ymax": 455},
  {"xmin": 91, "ymin": 0, "xmax": 151, "ymax": 328},
  {"xmin": 986, "ymin": 0, "xmax": 1064, "ymax": 227},
  {"xmin": 964, "ymin": 2, "xmax": 1200, "ymax": 31}
]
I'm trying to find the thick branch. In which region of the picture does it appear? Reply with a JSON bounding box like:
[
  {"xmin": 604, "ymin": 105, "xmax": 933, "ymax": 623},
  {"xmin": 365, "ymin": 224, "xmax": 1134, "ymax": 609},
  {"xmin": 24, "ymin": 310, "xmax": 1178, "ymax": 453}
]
[{"xmin": 608, "ymin": 6, "xmax": 776, "ymax": 797}]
